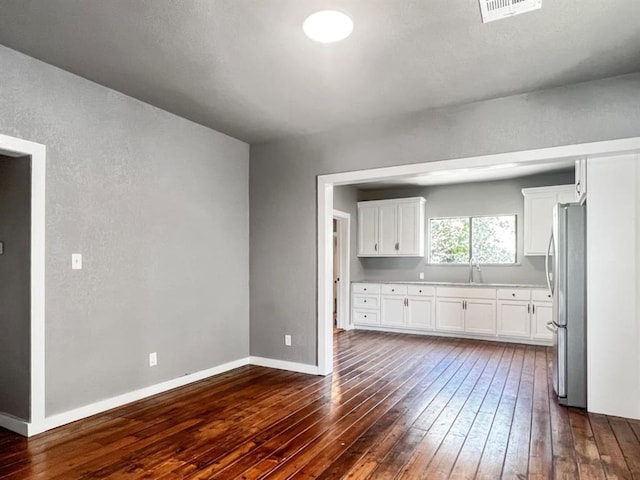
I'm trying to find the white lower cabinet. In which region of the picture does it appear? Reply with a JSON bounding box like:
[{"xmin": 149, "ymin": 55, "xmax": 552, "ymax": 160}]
[
  {"xmin": 351, "ymin": 283, "xmax": 381, "ymax": 327},
  {"xmin": 497, "ymin": 288, "xmax": 553, "ymax": 341},
  {"xmin": 465, "ymin": 300, "xmax": 496, "ymax": 335},
  {"xmin": 379, "ymin": 284, "xmax": 435, "ymax": 330},
  {"xmin": 497, "ymin": 301, "xmax": 531, "ymax": 338},
  {"xmin": 381, "ymin": 295, "xmax": 406, "ymax": 327},
  {"xmin": 352, "ymin": 283, "xmax": 552, "ymax": 345},
  {"xmin": 435, "ymin": 298, "xmax": 465, "ymax": 332},
  {"xmin": 406, "ymin": 296, "xmax": 435, "ymax": 330},
  {"xmin": 531, "ymin": 302, "xmax": 553, "ymax": 341},
  {"xmin": 436, "ymin": 297, "xmax": 496, "ymax": 335}
]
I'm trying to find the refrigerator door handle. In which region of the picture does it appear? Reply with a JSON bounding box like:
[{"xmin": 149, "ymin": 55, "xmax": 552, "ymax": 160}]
[{"xmin": 545, "ymin": 231, "xmax": 555, "ymax": 295}]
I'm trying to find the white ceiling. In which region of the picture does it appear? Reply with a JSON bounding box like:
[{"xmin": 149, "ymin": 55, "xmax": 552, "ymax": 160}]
[
  {"xmin": 354, "ymin": 159, "xmax": 575, "ymax": 189},
  {"xmin": 0, "ymin": 1, "xmax": 639, "ymax": 143}
]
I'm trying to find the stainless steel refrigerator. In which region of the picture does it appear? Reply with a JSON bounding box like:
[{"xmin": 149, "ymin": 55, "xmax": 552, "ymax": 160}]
[{"xmin": 546, "ymin": 202, "xmax": 587, "ymax": 408}]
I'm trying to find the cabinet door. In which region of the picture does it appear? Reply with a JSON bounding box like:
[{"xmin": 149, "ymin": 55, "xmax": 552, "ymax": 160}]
[
  {"xmin": 524, "ymin": 194, "xmax": 557, "ymax": 255},
  {"xmin": 358, "ymin": 205, "xmax": 379, "ymax": 256},
  {"xmin": 406, "ymin": 296, "xmax": 434, "ymax": 330},
  {"xmin": 378, "ymin": 204, "xmax": 397, "ymax": 256},
  {"xmin": 436, "ymin": 298, "xmax": 465, "ymax": 332},
  {"xmin": 465, "ymin": 299, "xmax": 497, "ymax": 335},
  {"xmin": 497, "ymin": 301, "xmax": 531, "ymax": 338},
  {"xmin": 381, "ymin": 295, "xmax": 406, "ymax": 327},
  {"xmin": 575, "ymin": 159, "xmax": 587, "ymax": 203},
  {"xmin": 531, "ymin": 302, "xmax": 553, "ymax": 341},
  {"xmin": 397, "ymin": 202, "xmax": 422, "ymax": 256}
]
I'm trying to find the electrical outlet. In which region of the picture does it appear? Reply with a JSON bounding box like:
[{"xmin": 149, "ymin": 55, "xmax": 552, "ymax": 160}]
[
  {"xmin": 419, "ymin": 272, "xmax": 424, "ymax": 280},
  {"xmin": 284, "ymin": 335, "xmax": 292, "ymax": 347},
  {"xmin": 149, "ymin": 352, "xmax": 157, "ymax": 367},
  {"xmin": 72, "ymin": 253, "xmax": 82, "ymax": 270}
]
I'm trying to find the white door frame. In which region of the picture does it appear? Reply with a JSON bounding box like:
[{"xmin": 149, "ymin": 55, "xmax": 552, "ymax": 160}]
[
  {"xmin": 0, "ymin": 134, "xmax": 46, "ymax": 436},
  {"xmin": 317, "ymin": 137, "xmax": 640, "ymax": 375},
  {"xmin": 333, "ymin": 210, "xmax": 351, "ymax": 331}
]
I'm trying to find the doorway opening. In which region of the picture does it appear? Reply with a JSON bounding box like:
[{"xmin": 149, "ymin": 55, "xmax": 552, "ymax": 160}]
[
  {"xmin": 316, "ymin": 138, "xmax": 640, "ymax": 376},
  {"xmin": 0, "ymin": 134, "xmax": 46, "ymax": 436},
  {"xmin": 332, "ymin": 210, "xmax": 350, "ymax": 332}
]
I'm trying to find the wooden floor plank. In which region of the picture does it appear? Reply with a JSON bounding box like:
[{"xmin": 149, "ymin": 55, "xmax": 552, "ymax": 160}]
[
  {"xmin": 547, "ymin": 348, "xmax": 580, "ymax": 480},
  {"xmin": 0, "ymin": 330, "xmax": 637, "ymax": 480},
  {"xmin": 474, "ymin": 344, "xmax": 526, "ymax": 479}
]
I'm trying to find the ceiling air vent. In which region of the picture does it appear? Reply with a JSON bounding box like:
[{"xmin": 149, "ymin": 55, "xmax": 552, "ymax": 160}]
[{"xmin": 479, "ymin": 0, "xmax": 542, "ymax": 23}]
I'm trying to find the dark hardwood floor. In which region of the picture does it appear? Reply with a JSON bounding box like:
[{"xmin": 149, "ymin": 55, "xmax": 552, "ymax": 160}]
[{"xmin": 2, "ymin": 330, "xmax": 640, "ymax": 479}]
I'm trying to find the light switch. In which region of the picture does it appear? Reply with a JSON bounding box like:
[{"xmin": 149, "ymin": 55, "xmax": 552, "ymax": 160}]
[{"xmin": 72, "ymin": 253, "xmax": 82, "ymax": 270}]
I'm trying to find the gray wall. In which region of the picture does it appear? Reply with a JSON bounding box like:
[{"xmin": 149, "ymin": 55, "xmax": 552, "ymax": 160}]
[
  {"xmin": 357, "ymin": 171, "xmax": 575, "ymax": 285},
  {"xmin": 0, "ymin": 155, "xmax": 31, "ymax": 420},
  {"xmin": 250, "ymin": 73, "xmax": 640, "ymax": 366},
  {"xmin": 333, "ymin": 185, "xmax": 364, "ymax": 282},
  {"xmin": 0, "ymin": 45, "xmax": 250, "ymax": 416}
]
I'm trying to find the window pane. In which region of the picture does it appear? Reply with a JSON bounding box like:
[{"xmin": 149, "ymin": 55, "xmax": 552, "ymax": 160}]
[
  {"xmin": 472, "ymin": 215, "xmax": 516, "ymax": 264},
  {"xmin": 430, "ymin": 217, "xmax": 470, "ymax": 264}
]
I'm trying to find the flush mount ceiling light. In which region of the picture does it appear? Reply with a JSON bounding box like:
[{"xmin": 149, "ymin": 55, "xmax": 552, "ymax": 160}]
[{"xmin": 303, "ymin": 10, "xmax": 353, "ymax": 43}]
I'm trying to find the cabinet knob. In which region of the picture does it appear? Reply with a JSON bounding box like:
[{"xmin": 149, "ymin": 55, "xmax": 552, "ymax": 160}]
[
  {"xmin": 364, "ymin": 300, "xmax": 367, "ymax": 303},
  {"xmin": 512, "ymin": 293, "xmax": 515, "ymax": 297},
  {"xmin": 419, "ymin": 289, "xmax": 422, "ymax": 293},
  {"xmin": 363, "ymin": 288, "xmax": 367, "ymax": 291},
  {"xmin": 364, "ymin": 315, "xmax": 367, "ymax": 318},
  {"xmin": 391, "ymin": 289, "xmax": 395, "ymax": 292}
]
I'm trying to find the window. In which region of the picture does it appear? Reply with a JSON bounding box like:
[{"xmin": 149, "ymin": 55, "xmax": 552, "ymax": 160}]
[{"xmin": 429, "ymin": 215, "xmax": 517, "ymax": 264}]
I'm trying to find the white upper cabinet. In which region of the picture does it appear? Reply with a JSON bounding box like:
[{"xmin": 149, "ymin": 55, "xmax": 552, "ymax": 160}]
[
  {"xmin": 357, "ymin": 197, "xmax": 425, "ymax": 257},
  {"xmin": 378, "ymin": 203, "xmax": 398, "ymax": 256},
  {"xmin": 575, "ymin": 158, "xmax": 587, "ymax": 203},
  {"xmin": 521, "ymin": 185, "xmax": 575, "ymax": 256},
  {"xmin": 357, "ymin": 205, "xmax": 378, "ymax": 256}
]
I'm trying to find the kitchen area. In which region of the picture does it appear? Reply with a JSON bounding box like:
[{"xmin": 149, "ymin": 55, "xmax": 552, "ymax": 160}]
[{"xmin": 336, "ymin": 158, "xmax": 603, "ymax": 412}]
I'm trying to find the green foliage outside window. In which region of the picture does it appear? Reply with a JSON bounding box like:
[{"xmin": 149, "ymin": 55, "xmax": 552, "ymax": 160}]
[{"xmin": 429, "ymin": 215, "xmax": 516, "ymax": 264}]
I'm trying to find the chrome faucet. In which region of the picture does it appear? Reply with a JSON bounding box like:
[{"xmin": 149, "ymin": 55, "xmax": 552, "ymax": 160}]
[{"xmin": 468, "ymin": 257, "xmax": 481, "ymax": 283}]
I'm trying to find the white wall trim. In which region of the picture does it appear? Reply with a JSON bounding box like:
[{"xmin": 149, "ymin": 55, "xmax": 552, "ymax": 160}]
[
  {"xmin": 317, "ymin": 181, "xmax": 334, "ymax": 375},
  {"xmin": 321, "ymin": 137, "xmax": 640, "ymax": 186},
  {"xmin": 0, "ymin": 133, "xmax": 46, "ymax": 427},
  {"xmin": 250, "ymin": 356, "xmax": 321, "ymax": 375},
  {"xmin": 27, "ymin": 357, "xmax": 251, "ymax": 436},
  {"xmin": 333, "ymin": 210, "xmax": 351, "ymax": 331},
  {"xmin": 317, "ymin": 137, "xmax": 640, "ymax": 382}
]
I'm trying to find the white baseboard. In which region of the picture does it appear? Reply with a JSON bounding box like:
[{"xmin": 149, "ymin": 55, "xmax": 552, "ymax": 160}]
[
  {"xmin": 353, "ymin": 324, "xmax": 552, "ymax": 346},
  {"xmin": 16, "ymin": 354, "xmax": 322, "ymax": 438},
  {"xmin": 27, "ymin": 357, "xmax": 250, "ymax": 436},
  {"xmin": 250, "ymin": 356, "xmax": 321, "ymax": 375},
  {"xmin": 0, "ymin": 412, "xmax": 29, "ymax": 436}
]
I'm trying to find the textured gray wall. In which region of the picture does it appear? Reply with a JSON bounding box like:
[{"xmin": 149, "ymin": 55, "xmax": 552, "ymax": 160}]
[
  {"xmin": 0, "ymin": 45, "xmax": 250, "ymax": 416},
  {"xmin": 333, "ymin": 185, "xmax": 364, "ymax": 282},
  {"xmin": 357, "ymin": 171, "xmax": 575, "ymax": 285},
  {"xmin": 250, "ymin": 73, "xmax": 640, "ymax": 366},
  {"xmin": 0, "ymin": 155, "xmax": 31, "ymax": 420}
]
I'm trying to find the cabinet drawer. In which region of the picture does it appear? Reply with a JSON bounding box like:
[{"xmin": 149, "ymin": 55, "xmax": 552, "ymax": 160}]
[
  {"xmin": 353, "ymin": 310, "xmax": 379, "ymax": 325},
  {"xmin": 352, "ymin": 283, "xmax": 381, "ymax": 295},
  {"xmin": 531, "ymin": 289, "xmax": 552, "ymax": 302},
  {"xmin": 436, "ymin": 286, "xmax": 496, "ymax": 299},
  {"xmin": 352, "ymin": 295, "xmax": 379, "ymax": 309},
  {"xmin": 381, "ymin": 284, "xmax": 408, "ymax": 295},
  {"xmin": 407, "ymin": 285, "xmax": 435, "ymax": 296},
  {"xmin": 497, "ymin": 289, "xmax": 531, "ymax": 301}
]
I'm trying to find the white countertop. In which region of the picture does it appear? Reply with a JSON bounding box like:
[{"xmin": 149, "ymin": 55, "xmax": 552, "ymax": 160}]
[{"xmin": 352, "ymin": 280, "xmax": 547, "ymax": 289}]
